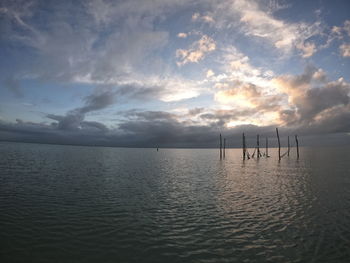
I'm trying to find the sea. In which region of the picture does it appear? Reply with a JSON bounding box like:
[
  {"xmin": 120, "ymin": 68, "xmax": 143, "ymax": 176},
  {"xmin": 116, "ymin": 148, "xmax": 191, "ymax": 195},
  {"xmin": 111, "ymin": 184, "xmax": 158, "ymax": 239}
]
[{"xmin": 1, "ymin": 141, "xmax": 349, "ymax": 263}]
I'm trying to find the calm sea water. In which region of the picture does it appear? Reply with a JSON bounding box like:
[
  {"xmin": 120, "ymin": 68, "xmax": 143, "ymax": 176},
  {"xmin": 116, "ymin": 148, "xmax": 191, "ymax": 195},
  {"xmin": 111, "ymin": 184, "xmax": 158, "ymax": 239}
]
[{"xmin": 1, "ymin": 142, "xmax": 350, "ymax": 263}]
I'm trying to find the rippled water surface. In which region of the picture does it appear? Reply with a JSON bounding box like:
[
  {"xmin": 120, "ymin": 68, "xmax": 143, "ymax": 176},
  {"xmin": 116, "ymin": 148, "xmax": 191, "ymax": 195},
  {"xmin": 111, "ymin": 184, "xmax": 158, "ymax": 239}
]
[{"xmin": 1, "ymin": 142, "xmax": 350, "ymax": 263}]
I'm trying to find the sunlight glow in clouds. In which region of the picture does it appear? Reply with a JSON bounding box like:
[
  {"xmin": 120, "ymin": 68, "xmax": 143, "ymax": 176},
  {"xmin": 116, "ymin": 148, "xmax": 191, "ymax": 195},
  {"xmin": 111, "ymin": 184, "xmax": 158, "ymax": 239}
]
[
  {"xmin": 0, "ymin": 0, "xmax": 350, "ymax": 147},
  {"xmin": 176, "ymin": 34, "xmax": 216, "ymax": 66}
]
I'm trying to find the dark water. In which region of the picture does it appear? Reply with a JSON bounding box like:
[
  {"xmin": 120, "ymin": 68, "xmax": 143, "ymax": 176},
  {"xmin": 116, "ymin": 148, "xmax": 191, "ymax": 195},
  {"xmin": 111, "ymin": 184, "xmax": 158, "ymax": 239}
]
[{"xmin": 1, "ymin": 142, "xmax": 350, "ymax": 263}]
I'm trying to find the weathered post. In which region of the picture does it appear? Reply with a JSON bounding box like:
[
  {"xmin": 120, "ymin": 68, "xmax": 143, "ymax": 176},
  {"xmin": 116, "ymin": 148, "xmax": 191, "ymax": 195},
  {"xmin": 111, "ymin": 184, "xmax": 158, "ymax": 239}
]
[
  {"xmin": 242, "ymin": 133, "xmax": 246, "ymax": 160},
  {"xmin": 295, "ymin": 135, "xmax": 299, "ymax": 159},
  {"xmin": 220, "ymin": 133, "xmax": 222, "ymax": 159},
  {"xmin": 266, "ymin": 137, "xmax": 269, "ymax": 157},
  {"xmin": 257, "ymin": 134, "xmax": 260, "ymax": 159},
  {"xmin": 288, "ymin": 136, "xmax": 290, "ymax": 157},
  {"xmin": 223, "ymin": 138, "xmax": 226, "ymax": 158},
  {"xmin": 276, "ymin": 128, "xmax": 281, "ymax": 161}
]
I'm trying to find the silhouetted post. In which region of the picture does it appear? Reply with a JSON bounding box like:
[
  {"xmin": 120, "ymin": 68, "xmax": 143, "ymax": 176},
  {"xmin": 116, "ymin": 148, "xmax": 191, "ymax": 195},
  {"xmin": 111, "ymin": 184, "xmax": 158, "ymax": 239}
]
[
  {"xmin": 220, "ymin": 134, "xmax": 222, "ymax": 159},
  {"xmin": 295, "ymin": 135, "xmax": 299, "ymax": 159},
  {"xmin": 242, "ymin": 132, "xmax": 245, "ymax": 160},
  {"xmin": 287, "ymin": 136, "xmax": 290, "ymax": 157},
  {"xmin": 257, "ymin": 134, "xmax": 260, "ymax": 159},
  {"xmin": 242, "ymin": 133, "xmax": 249, "ymax": 160},
  {"xmin": 276, "ymin": 128, "xmax": 281, "ymax": 161},
  {"xmin": 266, "ymin": 137, "xmax": 269, "ymax": 157},
  {"xmin": 223, "ymin": 138, "xmax": 226, "ymax": 158}
]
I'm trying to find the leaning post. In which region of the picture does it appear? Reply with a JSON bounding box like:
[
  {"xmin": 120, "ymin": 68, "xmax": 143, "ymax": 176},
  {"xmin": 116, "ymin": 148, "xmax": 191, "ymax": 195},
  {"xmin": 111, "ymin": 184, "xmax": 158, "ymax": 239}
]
[
  {"xmin": 242, "ymin": 133, "xmax": 246, "ymax": 160},
  {"xmin": 257, "ymin": 134, "xmax": 260, "ymax": 159},
  {"xmin": 295, "ymin": 135, "xmax": 299, "ymax": 159},
  {"xmin": 276, "ymin": 128, "xmax": 281, "ymax": 161},
  {"xmin": 266, "ymin": 137, "xmax": 269, "ymax": 157},
  {"xmin": 220, "ymin": 134, "xmax": 222, "ymax": 159},
  {"xmin": 223, "ymin": 138, "xmax": 226, "ymax": 159}
]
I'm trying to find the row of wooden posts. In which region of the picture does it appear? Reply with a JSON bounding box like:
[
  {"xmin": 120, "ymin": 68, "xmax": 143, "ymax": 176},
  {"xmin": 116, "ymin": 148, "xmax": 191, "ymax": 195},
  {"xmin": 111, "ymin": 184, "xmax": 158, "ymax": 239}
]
[{"xmin": 219, "ymin": 128, "xmax": 299, "ymax": 160}]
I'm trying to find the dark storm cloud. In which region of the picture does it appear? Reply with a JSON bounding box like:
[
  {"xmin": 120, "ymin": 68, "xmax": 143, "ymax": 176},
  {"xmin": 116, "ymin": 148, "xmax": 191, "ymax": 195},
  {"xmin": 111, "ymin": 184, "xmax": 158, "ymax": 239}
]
[
  {"xmin": 199, "ymin": 108, "xmax": 257, "ymax": 127},
  {"xmin": 44, "ymin": 83, "xmax": 166, "ymax": 132},
  {"xmin": 188, "ymin": 107, "xmax": 205, "ymax": 116},
  {"xmin": 0, "ymin": 119, "xmax": 55, "ymax": 139},
  {"xmin": 78, "ymin": 90, "xmax": 116, "ymax": 114},
  {"xmin": 2, "ymin": 107, "xmax": 350, "ymax": 147},
  {"xmin": 46, "ymin": 113, "xmax": 84, "ymax": 131},
  {"xmin": 121, "ymin": 110, "xmax": 177, "ymax": 121},
  {"xmin": 116, "ymin": 110, "xmax": 350, "ymax": 147},
  {"xmin": 117, "ymin": 111, "xmax": 222, "ymax": 147},
  {"xmin": 0, "ymin": 105, "xmax": 269, "ymax": 148},
  {"xmin": 298, "ymin": 81, "xmax": 350, "ymax": 121},
  {"xmin": 295, "ymin": 105, "xmax": 350, "ymax": 135},
  {"xmin": 45, "ymin": 88, "xmax": 117, "ymax": 131},
  {"xmin": 275, "ymin": 67, "xmax": 350, "ymax": 128}
]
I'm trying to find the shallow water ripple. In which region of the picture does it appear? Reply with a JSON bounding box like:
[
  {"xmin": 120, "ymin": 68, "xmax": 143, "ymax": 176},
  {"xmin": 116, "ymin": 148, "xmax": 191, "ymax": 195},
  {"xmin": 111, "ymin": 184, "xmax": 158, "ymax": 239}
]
[{"xmin": 1, "ymin": 143, "xmax": 350, "ymax": 262}]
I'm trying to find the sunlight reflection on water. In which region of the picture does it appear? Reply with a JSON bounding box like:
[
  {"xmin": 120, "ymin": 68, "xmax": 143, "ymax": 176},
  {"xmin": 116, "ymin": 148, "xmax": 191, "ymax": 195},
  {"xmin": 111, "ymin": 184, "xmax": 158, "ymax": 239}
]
[{"xmin": 0, "ymin": 142, "xmax": 350, "ymax": 262}]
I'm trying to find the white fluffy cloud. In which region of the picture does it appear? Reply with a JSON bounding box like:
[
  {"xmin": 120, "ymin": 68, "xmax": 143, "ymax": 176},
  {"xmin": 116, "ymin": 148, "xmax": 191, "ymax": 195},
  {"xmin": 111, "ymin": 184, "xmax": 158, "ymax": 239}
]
[
  {"xmin": 192, "ymin": 12, "xmax": 215, "ymax": 24},
  {"xmin": 2, "ymin": 0, "xmax": 350, "ymax": 146},
  {"xmin": 340, "ymin": 43, "xmax": 350, "ymax": 57},
  {"xmin": 176, "ymin": 34, "xmax": 216, "ymax": 66},
  {"xmin": 177, "ymin": 32, "xmax": 188, "ymax": 38},
  {"xmin": 209, "ymin": 0, "xmax": 322, "ymax": 57},
  {"xmin": 297, "ymin": 42, "xmax": 317, "ymax": 58}
]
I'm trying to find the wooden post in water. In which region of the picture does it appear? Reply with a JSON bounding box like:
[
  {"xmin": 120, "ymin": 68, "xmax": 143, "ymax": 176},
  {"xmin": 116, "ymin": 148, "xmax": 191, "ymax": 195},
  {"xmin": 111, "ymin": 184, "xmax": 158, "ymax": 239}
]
[
  {"xmin": 220, "ymin": 133, "xmax": 222, "ymax": 159},
  {"xmin": 295, "ymin": 135, "xmax": 299, "ymax": 159},
  {"xmin": 242, "ymin": 133, "xmax": 246, "ymax": 160},
  {"xmin": 223, "ymin": 138, "xmax": 226, "ymax": 158},
  {"xmin": 287, "ymin": 136, "xmax": 290, "ymax": 157},
  {"xmin": 276, "ymin": 128, "xmax": 281, "ymax": 161},
  {"xmin": 257, "ymin": 134, "xmax": 260, "ymax": 159},
  {"xmin": 266, "ymin": 137, "xmax": 269, "ymax": 157}
]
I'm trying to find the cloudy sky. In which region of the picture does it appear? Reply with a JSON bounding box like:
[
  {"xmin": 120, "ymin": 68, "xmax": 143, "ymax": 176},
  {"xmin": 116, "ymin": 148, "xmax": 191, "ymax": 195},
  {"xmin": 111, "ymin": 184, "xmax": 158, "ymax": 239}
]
[{"xmin": 1, "ymin": 0, "xmax": 350, "ymax": 147}]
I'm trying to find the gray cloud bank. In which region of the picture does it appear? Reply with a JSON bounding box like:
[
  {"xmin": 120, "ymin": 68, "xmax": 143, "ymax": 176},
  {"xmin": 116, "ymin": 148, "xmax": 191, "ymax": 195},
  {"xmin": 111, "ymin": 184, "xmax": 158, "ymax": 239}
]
[
  {"xmin": 2, "ymin": 67, "xmax": 350, "ymax": 148},
  {"xmin": 1, "ymin": 87, "xmax": 350, "ymax": 148},
  {"xmin": 1, "ymin": 113, "xmax": 350, "ymax": 148}
]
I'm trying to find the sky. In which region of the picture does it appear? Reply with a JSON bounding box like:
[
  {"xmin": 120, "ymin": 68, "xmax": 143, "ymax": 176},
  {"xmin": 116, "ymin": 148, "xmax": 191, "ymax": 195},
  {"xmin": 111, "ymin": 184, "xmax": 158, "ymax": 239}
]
[{"xmin": 1, "ymin": 0, "xmax": 350, "ymax": 147}]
